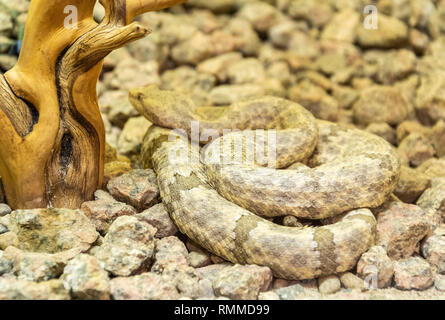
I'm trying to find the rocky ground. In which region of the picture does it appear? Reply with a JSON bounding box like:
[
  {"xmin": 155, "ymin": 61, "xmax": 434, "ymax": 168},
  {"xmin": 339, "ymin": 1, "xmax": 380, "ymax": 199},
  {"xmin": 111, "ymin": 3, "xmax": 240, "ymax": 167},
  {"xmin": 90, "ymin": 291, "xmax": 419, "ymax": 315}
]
[{"xmin": 1, "ymin": 0, "xmax": 445, "ymax": 300}]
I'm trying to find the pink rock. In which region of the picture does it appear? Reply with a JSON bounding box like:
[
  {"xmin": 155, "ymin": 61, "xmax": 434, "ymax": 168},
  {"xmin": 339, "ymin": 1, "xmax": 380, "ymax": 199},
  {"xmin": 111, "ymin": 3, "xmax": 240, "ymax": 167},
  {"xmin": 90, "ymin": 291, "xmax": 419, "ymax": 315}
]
[
  {"xmin": 110, "ymin": 273, "xmax": 179, "ymax": 300},
  {"xmin": 151, "ymin": 236, "xmax": 189, "ymax": 273},
  {"xmin": 357, "ymin": 246, "xmax": 394, "ymax": 289},
  {"xmin": 376, "ymin": 202, "xmax": 430, "ymax": 259},
  {"xmin": 136, "ymin": 204, "xmax": 177, "ymax": 238},
  {"xmin": 394, "ymin": 257, "xmax": 434, "ymax": 290},
  {"xmin": 107, "ymin": 169, "xmax": 160, "ymax": 211},
  {"xmin": 81, "ymin": 198, "xmax": 137, "ymax": 235}
]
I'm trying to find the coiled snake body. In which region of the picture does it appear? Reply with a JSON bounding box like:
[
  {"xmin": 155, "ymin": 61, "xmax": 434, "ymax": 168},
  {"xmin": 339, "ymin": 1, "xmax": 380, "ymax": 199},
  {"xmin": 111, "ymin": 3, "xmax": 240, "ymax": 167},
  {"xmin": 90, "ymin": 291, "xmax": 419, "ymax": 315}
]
[{"xmin": 131, "ymin": 85, "xmax": 401, "ymax": 280}]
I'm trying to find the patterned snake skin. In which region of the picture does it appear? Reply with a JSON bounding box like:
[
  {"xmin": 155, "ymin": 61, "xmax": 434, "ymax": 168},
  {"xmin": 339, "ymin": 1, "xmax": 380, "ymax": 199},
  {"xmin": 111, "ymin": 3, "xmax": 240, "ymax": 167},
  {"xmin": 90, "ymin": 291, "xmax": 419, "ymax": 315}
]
[{"xmin": 130, "ymin": 85, "xmax": 401, "ymax": 279}]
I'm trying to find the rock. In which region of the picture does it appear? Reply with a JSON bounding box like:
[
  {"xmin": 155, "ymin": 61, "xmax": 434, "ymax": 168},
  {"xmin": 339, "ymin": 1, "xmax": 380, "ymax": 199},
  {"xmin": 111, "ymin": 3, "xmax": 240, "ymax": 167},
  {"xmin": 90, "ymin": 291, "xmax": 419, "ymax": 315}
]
[
  {"xmin": 409, "ymin": 29, "xmax": 429, "ymax": 54},
  {"xmin": 365, "ymin": 122, "xmax": 397, "ymax": 145},
  {"xmin": 171, "ymin": 31, "xmax": 239, "ymax": 65},
  {"xmin": 0, "ymin": 232, "xmax": 18, "ymax": 250},
  {"xmin": 0, "ymin": 36, "xmax": 13, "ymax": 54},
  {"xmin": 196, "ymin": 264, "xmax": 232, "ymax": 283},
  {"xmin": 2, "ymin": 247, "xmax": 68, "ymax": 282},
  {"xmin": 353, "ymin": 86, "xmax": 410, "ymax": 126},
  {"xmin": 61, "ymin": 254, "xmax": 110, "ymax": 300},
  {"xmin": 212, "ymin": 264, "xmax": 273, "ymax": 300},
  {"xmin": 398, "ymin": 133, "xmax": 436, "ymax": 167},
  {"xmin": 258, "ymin": 291, "xmax": 280, "ymax": 300},
  {"xmin": 188, "ymin": 251, "xmax": 211, "ymax": 268},
  {"xmin": 151, "ymin": 237, "xmax": 189, "ymax": 273},
  {"xmin": 371, "ymin": 50, "xmax": 417, "ymax": 85},
  {"xmin": 210, "ymin": 84, "xmax": 265, "ymax": 106},
  {"xmin": 431, "ymin": 120, "xmax": 445, "ymax": 157},
  {"xmin": 274, "ymin": 284, "xmax": 305, "ymax": 300},
  {"xmin": 93, "ymin": 216, "xmax": 156, "ymax": 276},
  {"xmin": 289, "ymin": 80, "xmax": 339, "ymax": 121},
  {"xmin": 321, "ymin": 9, "xmax": 359, "ymax": 43},
  {"xmin": 268, "ymin": 19, "xmax": 308, "ymax": 49},
  {"xmin": 435, "ymin": 274, "xmax": 445, "ymax": 291},
  {"xmin": 286, "ymin": 0, "xmax": 333, "ymax": 28},
  {"xmin": 99, "ymin": 90, "xmax": 139, "ymax": 128},
  {"xmin": 237, "ymin": 2, "xmax": 281, "ymax": 33},
  {"xmin": 417, "ymin": 178, "xmax": 445, "ymax": 229},
  {"xmin": 396, "ymin": 121, "xmax": 431, "ymax": 144},
  {"xmin": 117, "ymin": 116, "xmax": 152, "ymax": 157},
  {"xmin": 421, "ymin": 227, "xmax": 445, "ymax": 274},
  {"xmin": 339, "ymin": 272, "xmax": 364, "ymax": 291},
  {"xmin": 376, "ymin": 202, "xmax": 430, "ymax": 260},
  {"xmin": 0, "ymin": 11, "xmax": 13, "ymax": 37},
  {"xmin": 282, "ymin": 215, "xmax": 304, "ymax": 228},
  {"xmin": 81, "ymin": 198, "xmax": 137, "ymax": 235},
  {"xmin": 136, "ymin": 203, "xmax": 177, "ymax": 238},
  {"xmin": 0, "ymin": 209, "xmax": 98, "ymax": 253},
  {"xmin": 103, "ymin": 161, "xmax": 132, "ymax": 187},
  {"xmin": 415, "ymin": 71, "xmax": 445, "ymax": 126},
  {"xmin": 357, "ymin": 246, "xmax": 395, "ymax": 289},
  {"xmin": 0, "ymin": 251, "xmax": 12, "ymax": 276},
  {"xmin": 226, "ymin": 58, "xmax": 266, "ymax": 84},
  {"xmin": 103, "ymin": 58, "xmax": 160, "ymax": 91},
  {"xmin": 0, "ymin": 204, "xmax": 11, "ymax": 217},
  {"xmin": 225, "ymin": 17, "xmax": 261, "ymax": 56},
  {"xmin": 394, "ymin": 257, "xmax": 434, "ymax": 290},
  {"xmin": 197, "ymin": 52, "xmax": 243, "ymax": 83},
  {"xmin": 317, "ymin": 275, "xmax": 341, "ymax": 295},
  {"xmin": 110, "ymin": 272, "xmax": 180, "ymax": 300},
  {"xmin": 417, "ymin": 158, "xmax": 445, "ymax": 179},
  {"xmin": 356, "ymin": 14, "xmax": 408, "ymax": 48},
  {"xmin": 394, "ymin": 166, "xmax": 431, "ymax": 203},
  {"xmin": 0, "ymin": 54, "xmax": 17, "ymax": 71},
  {"xmin": 161, "ymin": 264, "xmax": 202, "ymax": 299},
  {"xmin": 332, "ymin": 85, "xmax": 359, "ymax": 109},
  {"xmin": 0, "ymin": 278, "xmax": 70, "ymax": 300},
  {"xmin": 107, "ymin": 169, "xmax": 160, "ymax": 211}
]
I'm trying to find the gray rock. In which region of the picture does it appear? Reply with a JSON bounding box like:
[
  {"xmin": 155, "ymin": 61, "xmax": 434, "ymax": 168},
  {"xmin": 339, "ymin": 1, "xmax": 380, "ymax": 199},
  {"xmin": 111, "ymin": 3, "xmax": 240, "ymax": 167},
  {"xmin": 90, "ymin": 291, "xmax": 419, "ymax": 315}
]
[
  {"xmin": 188, "ymin": 251, "xmax": 211, "ymax": 268},
  {"xmin": 0, "ymin": 204, "xmax": 11, "ymax": 217},
  {"xmin": 61, "ymin": 254, "xmax": 110, "ymax": 300},
  {"xmin": 212, "ymin": 264, "xmax": 273, "ymax": 300},
  {"xmin": 117, "ymin": 116, "xmax": 152, "ymax": 157},
  {"xmin": 435, "ymin": 274, "xmax": 445, "ymax": 291},
  {"xmin": 93, "ymin": 216, "xmax": 156, "ymax": 276},
  {"xmin": 421, "ymin": 226, "xmax": 445, "ymax": 274}
]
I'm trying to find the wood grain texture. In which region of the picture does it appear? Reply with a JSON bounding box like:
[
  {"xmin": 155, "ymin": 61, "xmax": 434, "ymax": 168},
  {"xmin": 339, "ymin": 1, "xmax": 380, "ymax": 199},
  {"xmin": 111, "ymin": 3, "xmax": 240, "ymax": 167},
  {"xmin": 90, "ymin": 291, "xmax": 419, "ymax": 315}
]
[{"xmin": 0, "ymin": 0, "xmax": 185, "ymax": 209}]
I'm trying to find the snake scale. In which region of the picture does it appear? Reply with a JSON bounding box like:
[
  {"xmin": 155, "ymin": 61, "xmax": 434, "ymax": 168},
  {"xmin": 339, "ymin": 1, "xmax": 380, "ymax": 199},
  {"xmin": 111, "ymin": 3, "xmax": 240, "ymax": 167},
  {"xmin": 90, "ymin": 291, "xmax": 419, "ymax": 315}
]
[{"xmin": 130, "ymin": 85, "xmax": 401, "ymax": 280}]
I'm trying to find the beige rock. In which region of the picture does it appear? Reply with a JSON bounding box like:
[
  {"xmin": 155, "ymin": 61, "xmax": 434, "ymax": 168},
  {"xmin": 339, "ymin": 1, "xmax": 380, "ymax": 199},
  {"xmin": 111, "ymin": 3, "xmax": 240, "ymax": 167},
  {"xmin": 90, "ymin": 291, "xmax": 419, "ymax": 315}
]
[
  {"xmin": 394, "ymin": 166, "xmax": 431, "ymax": 203},
  {"xmin": 353, "ymin": 86, "xmax": 410, "ymax": 126}
]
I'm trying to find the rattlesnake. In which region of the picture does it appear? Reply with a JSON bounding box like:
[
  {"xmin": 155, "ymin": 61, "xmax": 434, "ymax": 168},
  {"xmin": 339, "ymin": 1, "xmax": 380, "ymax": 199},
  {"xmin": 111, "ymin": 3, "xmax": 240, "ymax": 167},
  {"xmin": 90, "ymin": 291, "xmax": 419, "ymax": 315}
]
[{"xmin": 130, "ymin": 85, "xmax": 401, "ymax": 280}]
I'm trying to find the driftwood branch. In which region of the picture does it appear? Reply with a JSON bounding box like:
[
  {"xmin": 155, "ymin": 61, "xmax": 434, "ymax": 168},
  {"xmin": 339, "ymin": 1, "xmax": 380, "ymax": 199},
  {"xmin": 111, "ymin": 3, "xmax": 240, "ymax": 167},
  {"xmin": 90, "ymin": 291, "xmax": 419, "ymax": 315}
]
[{"xmin": 0, "ymin": 0, "xmax": 184, "ymax": 209}]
